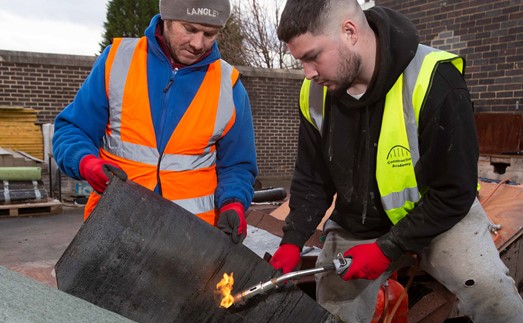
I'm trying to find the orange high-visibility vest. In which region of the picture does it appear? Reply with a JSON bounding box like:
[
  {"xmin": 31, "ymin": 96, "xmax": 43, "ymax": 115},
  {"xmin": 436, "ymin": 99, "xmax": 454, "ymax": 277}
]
[{"xmin": 84, "ymin": 37, "xmax": 239, "ymax": 225}]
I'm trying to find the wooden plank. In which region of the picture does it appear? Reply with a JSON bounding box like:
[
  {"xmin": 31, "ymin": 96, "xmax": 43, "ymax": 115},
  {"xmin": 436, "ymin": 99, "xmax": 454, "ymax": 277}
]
[
  {"xmin": 0, "ymin": 131, "xmax": 42, "ymax": 136},
  {"xmin": 55, "ymin": 178, "xmax": 339, "ymax": 323},
  {"xmin": 477, "ymin": 181, "xmax": 523, "ymax": 250},
  {"xmin": 0, "ymin": 106, "xmax": 43, "ymax": 159},
  {"xmin": 475, "ymin": 113, "xmax": 523, "ymax": 154},
  {"xmin": 0, "ymin": 113, "xmax": 37, "ymax": 118},
  {"xmin": 0, "ymin": 199, "xmax": 62, "ymax": 217}
]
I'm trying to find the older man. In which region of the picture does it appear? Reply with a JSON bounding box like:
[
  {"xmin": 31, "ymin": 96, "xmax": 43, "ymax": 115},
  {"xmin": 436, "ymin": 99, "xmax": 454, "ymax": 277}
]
[{"xmin": 52, "ymin": 0, "xmax": 257, "ymax": 244}]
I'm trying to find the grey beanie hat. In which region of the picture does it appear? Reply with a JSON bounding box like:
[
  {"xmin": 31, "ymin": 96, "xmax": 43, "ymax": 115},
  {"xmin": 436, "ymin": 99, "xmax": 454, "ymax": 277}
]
[{"xmin": 160, "ymin": 0, "xmax": 231, "ymax": 27}]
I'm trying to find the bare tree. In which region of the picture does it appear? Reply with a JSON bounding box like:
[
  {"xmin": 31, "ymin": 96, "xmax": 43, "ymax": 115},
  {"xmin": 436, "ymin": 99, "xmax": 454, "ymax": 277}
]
[
  {"xmin": 218, "ymin": 13, "xmax": 248, "ymax": 66},
  {"xmin": 233, "ymin": 0, "xmax": 301, "ymax": 69}
]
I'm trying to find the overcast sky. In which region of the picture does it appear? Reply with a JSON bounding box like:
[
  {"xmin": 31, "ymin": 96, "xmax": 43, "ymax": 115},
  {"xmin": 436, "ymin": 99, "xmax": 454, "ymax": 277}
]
[
  {"xmin": 0, "ymin": 0, "xmax": 365, "ymax": 57},
  {"xmin": 0, "ymin": 0, "xmax": 109, "ymax": 56}
]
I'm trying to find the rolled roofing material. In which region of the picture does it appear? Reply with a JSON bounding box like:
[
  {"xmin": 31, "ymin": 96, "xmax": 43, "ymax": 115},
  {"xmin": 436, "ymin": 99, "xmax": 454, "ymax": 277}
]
[
  {"xmin": 252, "ymin": 187, "xmax": 287, "ymax": 202},
  {"xmin": 0, "ymin": 167, "xmax": 41, "ymax": 181},
  {"xmin": 55, "ymin": 177, "xmax": 339, "ymax": 323}
]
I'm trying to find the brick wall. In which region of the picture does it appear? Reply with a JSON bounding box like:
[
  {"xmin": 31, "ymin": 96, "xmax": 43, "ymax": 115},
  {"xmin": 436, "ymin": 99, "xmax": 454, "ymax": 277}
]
[
  {"xmin": 0, "ymin": 50, "xmax": 303, "ymax": 183},
  {"xmin": 0, "ymin": 50, "xmax": 95, "ymax": 124},
  {"xmin": 376, "ymin": 0, "xmax": 523, "ymax": 112},
  {"xmin": 239, "ymin": 67, "xmax": 303, "ymax": 181}
]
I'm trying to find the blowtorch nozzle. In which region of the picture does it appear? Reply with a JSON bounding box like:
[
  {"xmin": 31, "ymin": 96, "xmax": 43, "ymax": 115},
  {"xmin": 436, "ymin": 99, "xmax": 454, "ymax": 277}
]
[
  {"xmin": 231, "ymin": 253, "xmax": 351, "ymax": 306},
  {"xmin": 232, "ymin": 279, "xmax": 278, "ymax": 305}
]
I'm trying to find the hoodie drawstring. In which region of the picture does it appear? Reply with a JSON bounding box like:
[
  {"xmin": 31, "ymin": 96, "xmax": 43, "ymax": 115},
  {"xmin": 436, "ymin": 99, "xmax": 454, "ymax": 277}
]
[{"xmin": 361, "ymin": 105, "xmax": 370, "ymax": 224}]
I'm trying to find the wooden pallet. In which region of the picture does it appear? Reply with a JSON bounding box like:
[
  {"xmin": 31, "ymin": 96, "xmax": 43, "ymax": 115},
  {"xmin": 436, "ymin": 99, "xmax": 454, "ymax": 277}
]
[{"xmin": 0, "ymin": 199, "xmax": 62, "ymax": 217}]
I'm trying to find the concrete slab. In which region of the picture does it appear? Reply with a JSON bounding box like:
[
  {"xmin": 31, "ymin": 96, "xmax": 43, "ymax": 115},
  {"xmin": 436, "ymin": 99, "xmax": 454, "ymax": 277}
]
[{"xmin": 0, "ymin": 205, "xmax": 84, "ymax": 287}]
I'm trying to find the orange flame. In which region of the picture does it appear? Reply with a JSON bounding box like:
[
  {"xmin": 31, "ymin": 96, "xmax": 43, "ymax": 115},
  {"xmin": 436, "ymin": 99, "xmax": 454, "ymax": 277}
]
[{"xmin": 215, "ymin": 272, "xmax": 235, "ymax": 308}]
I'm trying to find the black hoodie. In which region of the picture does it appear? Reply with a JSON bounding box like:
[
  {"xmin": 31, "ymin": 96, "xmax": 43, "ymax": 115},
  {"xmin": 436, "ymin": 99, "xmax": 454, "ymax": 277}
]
[{"xmin": 281, "ymin": 7, "xmax": 478, "ymax": 260}]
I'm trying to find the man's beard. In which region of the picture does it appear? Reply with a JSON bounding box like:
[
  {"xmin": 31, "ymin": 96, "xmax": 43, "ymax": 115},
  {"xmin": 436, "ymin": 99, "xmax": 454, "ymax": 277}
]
[{"xmin": 330, "ymin": 46, "xmax": 362, "ymax": 95}]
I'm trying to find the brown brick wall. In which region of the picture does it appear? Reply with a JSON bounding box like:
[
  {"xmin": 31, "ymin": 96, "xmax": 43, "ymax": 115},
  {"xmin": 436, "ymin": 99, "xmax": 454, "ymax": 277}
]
[
  {"xmin": 239, "ymin": 68, "xmax": 303, "ymax": 180},
  {"xmin": 0, "ymin": 51, "xmax": 95, "ymax": 123},
  {"xmin": 376, "ymin": 0, "xmax": 523, "ymax": 112},
  {"xmin": 0, "ymin": 51, "xmax": 303, "ymax": 182}
]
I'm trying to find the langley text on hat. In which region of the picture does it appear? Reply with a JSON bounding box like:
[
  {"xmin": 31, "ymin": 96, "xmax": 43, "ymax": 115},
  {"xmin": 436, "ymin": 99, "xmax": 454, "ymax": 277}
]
[{"xmin": 187, "ymin": 7, "xmax": 220, "ymax": 18}]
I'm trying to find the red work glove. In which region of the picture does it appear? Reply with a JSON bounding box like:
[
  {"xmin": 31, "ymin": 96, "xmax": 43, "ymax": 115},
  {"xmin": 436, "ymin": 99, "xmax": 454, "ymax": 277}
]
[
  {"xmin": 269, "ymin": 244, "xmax": 301, "ymax": 274},
  {"xmin": 217, "ymin": 202, "xmax": 247, "ymax": 244},
  {"xmin": 342, "ymin": 242, "xmax": 391, "ymax": 281},
  {"xmin": 79, "ymin": 154, "xmax": 127, "ymax": 194}
]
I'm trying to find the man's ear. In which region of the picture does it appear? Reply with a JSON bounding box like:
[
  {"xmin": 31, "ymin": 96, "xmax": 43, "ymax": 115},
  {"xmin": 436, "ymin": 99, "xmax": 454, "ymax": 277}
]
[{"xmin": 342, "ymin": 19, "xmax": 358, "ymax": 44}]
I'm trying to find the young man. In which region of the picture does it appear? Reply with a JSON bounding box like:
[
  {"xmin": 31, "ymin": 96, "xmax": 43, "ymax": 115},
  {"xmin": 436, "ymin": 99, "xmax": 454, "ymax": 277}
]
[
  {"xmin": 269, "ymin": 0, "xmax": 523, "ymax": 322},
  {"xmin": 52, "ymin": 0, "xmax": 257, "ymax": 244}
]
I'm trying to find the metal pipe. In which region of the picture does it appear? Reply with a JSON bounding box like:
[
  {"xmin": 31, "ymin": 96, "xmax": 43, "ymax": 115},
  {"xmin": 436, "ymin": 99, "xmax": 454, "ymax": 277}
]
[
  {"xmin": 232, "ymin": 264, "xmax": 335, "ymax": 305},
  {"xmin": 273, "ymin": 264, "xmax": 335, "ymax": 284},
  {"xmin": 232, "ymin": 254, "xmax": 351, "ymax": 306}
]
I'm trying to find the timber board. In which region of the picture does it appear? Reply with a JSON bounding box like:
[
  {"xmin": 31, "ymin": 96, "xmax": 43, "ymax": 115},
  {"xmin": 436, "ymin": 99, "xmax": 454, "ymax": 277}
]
[{"xmin": 0, "ymin": 199, "xmax": 62, "ymax": 217}]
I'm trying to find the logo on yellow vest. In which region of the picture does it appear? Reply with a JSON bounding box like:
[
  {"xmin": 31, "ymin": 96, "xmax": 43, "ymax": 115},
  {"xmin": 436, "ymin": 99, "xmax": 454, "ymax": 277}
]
[{"xmin": 386, "ymin": 145, "xmax": 412, "ymax": 168}]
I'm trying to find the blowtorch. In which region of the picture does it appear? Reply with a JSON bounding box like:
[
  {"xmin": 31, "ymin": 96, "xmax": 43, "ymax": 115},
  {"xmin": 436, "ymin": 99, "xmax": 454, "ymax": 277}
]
[{"xmin": 232, "ymin": 253, "xmax": 351, "ymax": 305}]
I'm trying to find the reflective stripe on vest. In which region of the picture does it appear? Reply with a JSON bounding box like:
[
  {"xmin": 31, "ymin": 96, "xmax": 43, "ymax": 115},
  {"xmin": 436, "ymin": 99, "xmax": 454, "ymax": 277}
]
[
  {"xmin": 91, "ymin": 37, "xmax": 238, "ymax": 224},
  {"xmin": 300, "ymin": 44, "xmax": 464, "ymax": 224},
  {"xmin": 299, "ymin": 79, "xmax": 327, "ymax": 133}
]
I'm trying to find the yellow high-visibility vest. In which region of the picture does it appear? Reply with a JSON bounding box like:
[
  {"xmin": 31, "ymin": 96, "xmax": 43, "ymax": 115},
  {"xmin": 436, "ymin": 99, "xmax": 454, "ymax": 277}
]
[{"xmin": 300, "ymin": 44, "xmax": 464, "ymax": 224}]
